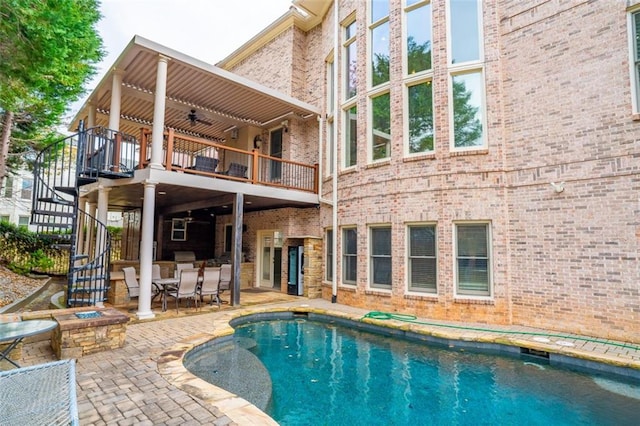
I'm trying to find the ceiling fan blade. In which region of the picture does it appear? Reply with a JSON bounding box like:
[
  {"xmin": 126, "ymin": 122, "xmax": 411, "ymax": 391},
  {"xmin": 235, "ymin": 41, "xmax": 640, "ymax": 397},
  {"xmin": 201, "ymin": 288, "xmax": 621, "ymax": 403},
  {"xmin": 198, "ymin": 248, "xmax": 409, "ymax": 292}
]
[{"xmin": 197, "ymin": 118, "xmax": 213, "ymax": 126}]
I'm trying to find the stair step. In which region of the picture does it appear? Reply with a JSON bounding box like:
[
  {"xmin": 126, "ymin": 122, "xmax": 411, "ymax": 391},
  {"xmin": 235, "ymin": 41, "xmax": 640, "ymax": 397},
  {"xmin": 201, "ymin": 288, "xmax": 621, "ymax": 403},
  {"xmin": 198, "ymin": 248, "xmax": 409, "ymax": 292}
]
[
  {"xmin": 72, "ymin": 275, "xmax": 106, "ymax": 283},
  {"xmin": 54, "ymin": 186, "xmax": 77, "ymax": 196},
  {"xmin": 37, "ymin": 197, "xmax": 74, "ymax": 206},
  {"xmin": 72, "ymin": 263, "xmax": 103, "ymax": 272},
  {"xmin": 72, "ymin": 254, "xmax": 89, "ymax": 260},
  {"xmin": 32, "ymin": 209, "xmax": 74, "ymax": 218},
  {"xmin": 51, "ymin": 244, "xmax": 71, "ymax": 250}
]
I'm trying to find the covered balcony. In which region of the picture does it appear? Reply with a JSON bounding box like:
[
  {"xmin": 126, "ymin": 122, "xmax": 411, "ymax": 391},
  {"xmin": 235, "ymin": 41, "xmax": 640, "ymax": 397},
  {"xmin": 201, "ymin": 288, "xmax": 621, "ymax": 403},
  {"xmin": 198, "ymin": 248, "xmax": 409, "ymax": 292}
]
[{"xmin": 68, "ymin": 36, "xmax": 322, "ymax": 319}]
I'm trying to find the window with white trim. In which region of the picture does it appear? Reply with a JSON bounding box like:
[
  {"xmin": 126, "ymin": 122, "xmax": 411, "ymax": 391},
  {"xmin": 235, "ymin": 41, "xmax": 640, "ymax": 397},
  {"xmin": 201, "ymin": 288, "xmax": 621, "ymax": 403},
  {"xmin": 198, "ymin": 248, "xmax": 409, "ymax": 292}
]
[
  {"xmin": 344, "ymin": 20, "xmax": 358, "ymax": 101},
  {"xmin": 404, "ymin": 0, "xmax": 434, "ymax": 155},
  {"xmin": 21, "ymin": 178, "xmax": 32, "ymax": 200},
  {"xmin": 448, "ymin": 0, "xmax": 485, "ymax": 150},
  {"xmin": 344, "ymin": 105, "xmax": 358, "ymax": 168},
  {"xmin": 1, "ymin": 176, "xmax": 13, "ymax": 198},
  {"xmin": 18, "ymin": 216, "xmax": 29, "ymax": 229},
  {"xmin": 630, "ymin": 10, "xmax": 640, "ymax": 112},
  {"xmin": 455, "ymin": 223, "xmax": 491, "ymax": 296},
  {"xmin": 370, "ymin": 0, "xmax": 390, "ymax": 88},
  {"xmin": 0, "ymin": 215, "xmax": 10, "ymax": 223},
  {"xmin": 326, "ymin": 57, "xmax": 335, "ymax": 175},
  {"xmin": 342, "ymin": 227, "xmax": 357, "ymax": 284},
  {"xmin": 325, "ymin": 229, "xmax": 333, "ymax": 281},
  {"xmin": 371, "ymin": 92, "xmax": 390, "ymax": 161},
  {"xmin": 370, "ymin": 226, "xmax": 391, "ymax": 289},
  {"xmin": 408, "ymin": 224, "xmax": 436, "ymax": 293}
]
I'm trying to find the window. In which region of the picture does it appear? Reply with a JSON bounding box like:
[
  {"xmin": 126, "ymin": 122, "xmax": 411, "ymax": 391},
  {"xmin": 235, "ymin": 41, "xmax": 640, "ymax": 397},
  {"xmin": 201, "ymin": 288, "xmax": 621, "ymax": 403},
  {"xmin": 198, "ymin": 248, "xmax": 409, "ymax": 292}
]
[
  {"xmin": 171, "ymin": 219, "xmax": 187, "ymax": 241},
  {"xmin": 342, "ymin": 227, "xmax": 357, "ymax": 284},
  {"xmin": 18, "ymin": 216, "xmax": 29, "ymax": 229},
  {"xmin": 0, "ymin": 215, "xmax": 10, "ymax": 223},
  {"xmin": 407, "ymin": 81, "xmax": 434, "ymax": 154},
  {"xmin": 326, "ymin": 229, "xmax": 333, "ymax": 281},
  {"xmin": 455, "ymin": 223, "xmax": 490, "ymax": 296},
  {"xmin": 344, "ymin": 105, "xmax": 358, "ymax": 167},
  {"xmin": 404, "ymin": 1, "xmax": 434, "ymax": 156},
  {"xmin": 371, "ymin": 92, "xmax": 390, "ymax": 161},
  {"xmin": 224, "ymin": 224, "xmax": 233, "ymax": 252},
  {"xmin": 370, "ymin": 0, "xmax": 390, "ymax": 87},
  {"xmin": 630, "ymin": 11, "xmax": 640, "ymax": 112},
  {"xmin": 449, "ymin": 0, "xmax": 481, "ymax": 64},
  {"xmin": 448, "ymin": 0, "xmax": 485, "ymax": 150},
  {"xmin": 408, "ymin": 225, "xmax": 436, "ymax": 293},
  {"xmin": 21, "ymin": 178, "xmax": 32, "ymax": 200},
  {"xmin": 2, "ymin": 176, "xmax": 13, "ymax": 198},
  {"xmin": 370, "ymin": 226, "xmax": 391, "ymax": 288},
  {"xmin": 405, "ymin": 0, "xmax": 432, "ymax": 75},
  {"xmin": 344, "ymin": 20, "xmax": 358, "ymax": 101},
  {"xmin": 326, "ymin": 57, "xmax": 335, "ymax": 175}
]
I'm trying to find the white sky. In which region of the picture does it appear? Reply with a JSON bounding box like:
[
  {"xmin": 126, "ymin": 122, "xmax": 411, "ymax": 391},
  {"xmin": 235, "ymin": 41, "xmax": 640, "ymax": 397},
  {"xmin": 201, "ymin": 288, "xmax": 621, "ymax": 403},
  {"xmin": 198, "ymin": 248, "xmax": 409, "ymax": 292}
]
[{"xmin": 67, "ymin": 0, "xmax": 293, "ymax": 121}]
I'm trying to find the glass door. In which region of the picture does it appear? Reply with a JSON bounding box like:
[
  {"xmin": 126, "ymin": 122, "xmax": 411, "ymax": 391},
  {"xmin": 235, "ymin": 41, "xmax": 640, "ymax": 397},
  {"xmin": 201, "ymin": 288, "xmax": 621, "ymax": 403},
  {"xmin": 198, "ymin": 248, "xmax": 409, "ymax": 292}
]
[{"xmin": 257, "ymin": 230, "xmax": 283, "ymax": 289}]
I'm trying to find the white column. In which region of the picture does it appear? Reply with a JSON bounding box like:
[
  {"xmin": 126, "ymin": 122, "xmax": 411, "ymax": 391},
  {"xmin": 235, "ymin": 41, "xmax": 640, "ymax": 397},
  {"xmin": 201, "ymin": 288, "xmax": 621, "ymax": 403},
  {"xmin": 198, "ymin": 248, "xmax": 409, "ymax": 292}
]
[
  {"xmin": 95, "ymin": 186, "xmax": 111, "ymax": 308},
  {"xmin": 108, "ymin": 69, "xmax": 123, "ymax": 131},
  {"xmin": 137, "ymin": 179, "xmax": 157, "ymax": 319},
  {"xmin": 150, "ymin": 55, "xmax": 170, "ymax": 169}
]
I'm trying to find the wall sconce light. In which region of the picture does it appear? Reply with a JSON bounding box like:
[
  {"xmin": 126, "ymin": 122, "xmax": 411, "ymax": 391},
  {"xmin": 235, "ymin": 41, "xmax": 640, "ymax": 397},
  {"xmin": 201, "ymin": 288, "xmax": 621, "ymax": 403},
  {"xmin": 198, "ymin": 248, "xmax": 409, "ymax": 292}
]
[
  {"xmin": 550, "ymin": 182, "xmax": 565, "ymax": 193},
  {"xmin": 230, "ymin": 128, "xmax": 239, "ymax": 140},
  {"xmin": 254, "ymin": 135, "xmax": 262, "ymax": 149},
  {"xmin": 281, "ymin": 120, "xmax": 289, "ymax": 133}
]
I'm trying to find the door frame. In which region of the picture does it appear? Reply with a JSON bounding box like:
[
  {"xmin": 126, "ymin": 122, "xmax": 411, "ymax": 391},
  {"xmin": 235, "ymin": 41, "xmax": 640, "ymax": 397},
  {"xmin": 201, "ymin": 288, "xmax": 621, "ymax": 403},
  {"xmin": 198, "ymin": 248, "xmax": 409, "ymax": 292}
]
[{"xmin": 256, "ymin": 229, "xmax": 282, "ymax": 288}]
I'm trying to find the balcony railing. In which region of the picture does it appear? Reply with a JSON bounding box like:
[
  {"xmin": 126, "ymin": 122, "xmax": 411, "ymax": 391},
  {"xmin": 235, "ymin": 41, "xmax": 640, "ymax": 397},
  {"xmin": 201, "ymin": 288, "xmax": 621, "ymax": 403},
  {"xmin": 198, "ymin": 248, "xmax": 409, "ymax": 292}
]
[{"xmin": 137, "ymin": 129, "xmax": 318, "ymax": 193}]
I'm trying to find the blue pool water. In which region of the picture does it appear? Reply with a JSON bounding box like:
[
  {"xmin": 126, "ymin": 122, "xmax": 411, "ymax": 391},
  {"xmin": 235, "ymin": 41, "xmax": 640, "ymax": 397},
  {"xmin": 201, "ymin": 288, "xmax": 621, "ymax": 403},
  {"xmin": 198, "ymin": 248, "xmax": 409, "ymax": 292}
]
[{"xmin": 186, "ymin": 318, "xmax": 640, "ymax": 426}]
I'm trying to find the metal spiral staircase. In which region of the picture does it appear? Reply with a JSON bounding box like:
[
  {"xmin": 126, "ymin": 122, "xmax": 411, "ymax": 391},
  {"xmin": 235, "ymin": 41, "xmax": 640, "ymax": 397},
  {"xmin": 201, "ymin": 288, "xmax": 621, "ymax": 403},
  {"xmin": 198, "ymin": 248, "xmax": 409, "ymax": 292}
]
[{"xmin": 31, "ymin": 123, "xmax": 137, "ymax": 307}]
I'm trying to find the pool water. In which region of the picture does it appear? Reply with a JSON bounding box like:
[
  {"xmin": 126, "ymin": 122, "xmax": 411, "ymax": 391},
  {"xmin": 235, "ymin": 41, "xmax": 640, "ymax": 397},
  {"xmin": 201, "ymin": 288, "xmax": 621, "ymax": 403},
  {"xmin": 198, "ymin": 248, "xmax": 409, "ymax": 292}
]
[{"xmin": 191, "ymin": 319, "xmax": 640, "ymax": 426}]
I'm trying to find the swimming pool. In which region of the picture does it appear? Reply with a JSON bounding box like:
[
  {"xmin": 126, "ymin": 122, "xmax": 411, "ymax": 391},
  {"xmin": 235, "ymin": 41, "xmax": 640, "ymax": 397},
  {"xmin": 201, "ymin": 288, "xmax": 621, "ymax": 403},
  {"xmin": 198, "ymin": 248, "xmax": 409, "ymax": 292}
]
[{"xmin": 184, "ymin": 314, "xmax": 639, "ymax": 425}]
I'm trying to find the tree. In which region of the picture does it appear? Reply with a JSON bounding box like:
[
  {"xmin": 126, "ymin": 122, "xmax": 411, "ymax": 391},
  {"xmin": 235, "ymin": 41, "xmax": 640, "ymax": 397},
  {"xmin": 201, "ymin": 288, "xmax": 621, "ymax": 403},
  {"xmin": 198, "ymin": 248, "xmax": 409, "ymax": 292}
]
[{"xmin": 0, "ymin": 0, "xmax": 104, "ymax": 190}]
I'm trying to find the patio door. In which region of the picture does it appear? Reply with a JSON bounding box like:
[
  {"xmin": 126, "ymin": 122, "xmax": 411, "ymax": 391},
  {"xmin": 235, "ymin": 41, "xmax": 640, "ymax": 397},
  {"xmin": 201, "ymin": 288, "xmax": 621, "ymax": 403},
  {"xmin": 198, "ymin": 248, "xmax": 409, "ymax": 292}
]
[{"xmin": 257, "ymin": 230, "xmax": 282, "ymax": 289}]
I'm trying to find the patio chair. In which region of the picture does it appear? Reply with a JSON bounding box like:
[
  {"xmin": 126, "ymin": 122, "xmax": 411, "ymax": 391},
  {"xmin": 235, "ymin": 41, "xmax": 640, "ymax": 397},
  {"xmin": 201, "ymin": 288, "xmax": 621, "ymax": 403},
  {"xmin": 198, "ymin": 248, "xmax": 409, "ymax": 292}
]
[
  {"xmin": 199, "ymin": 267, "xmax": 221, "ymax": 307},
  {"xmin": 219, "ymin": 263, "xmax": 232, "ymax": 300},
  {"xmin": 189, "ymin": 155, "xmax": 218, "ymax": 173},
  {"xmin": 175, "ymin": 262, "xmax": 194, "ymax": 278},
  {"xmin": 122, "ymin": 267, "xmax": 139, "ymax": 298},
  {"xmin": 166, "ymin": 268, "xmax": 200, "ymax": 313},
  {"xmin": 123, "ymin": 266, "xmax": 161, "ymax": 301},
  {"xmin": 223, "ymin": 162, "xmax": 248, "ymax": 178}
]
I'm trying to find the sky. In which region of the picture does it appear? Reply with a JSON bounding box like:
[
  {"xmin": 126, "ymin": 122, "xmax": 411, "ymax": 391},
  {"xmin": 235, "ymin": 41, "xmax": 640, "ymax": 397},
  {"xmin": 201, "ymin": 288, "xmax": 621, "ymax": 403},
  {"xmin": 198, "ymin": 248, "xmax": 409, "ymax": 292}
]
[{"xmin": 67, "ymin": 0, "xmax": 294, "ymax": 121}]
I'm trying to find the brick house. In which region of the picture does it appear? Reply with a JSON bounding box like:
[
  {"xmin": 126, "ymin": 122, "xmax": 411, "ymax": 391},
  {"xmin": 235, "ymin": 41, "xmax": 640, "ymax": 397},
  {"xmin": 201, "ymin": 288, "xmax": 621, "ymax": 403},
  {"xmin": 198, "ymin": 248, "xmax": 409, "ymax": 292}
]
[{"xmin": 65, "ymin": 0, "xmax": 638, "ymax": 342}]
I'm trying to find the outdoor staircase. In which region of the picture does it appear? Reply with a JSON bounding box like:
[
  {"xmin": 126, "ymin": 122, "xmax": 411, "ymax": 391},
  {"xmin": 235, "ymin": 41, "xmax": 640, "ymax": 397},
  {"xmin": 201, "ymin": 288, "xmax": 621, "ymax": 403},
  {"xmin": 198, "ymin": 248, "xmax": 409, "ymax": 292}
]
[{"xmin": 31, "ymin": 123, "xmax": 137, "ymax": 307}]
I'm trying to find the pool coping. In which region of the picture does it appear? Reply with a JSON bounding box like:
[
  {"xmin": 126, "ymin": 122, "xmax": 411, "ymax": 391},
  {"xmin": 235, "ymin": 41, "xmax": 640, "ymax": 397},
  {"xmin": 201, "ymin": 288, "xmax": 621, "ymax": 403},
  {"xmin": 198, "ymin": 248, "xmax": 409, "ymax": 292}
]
[{"xmin": 157, "ymin": 305, "xmax": 640, "ymax": 425}]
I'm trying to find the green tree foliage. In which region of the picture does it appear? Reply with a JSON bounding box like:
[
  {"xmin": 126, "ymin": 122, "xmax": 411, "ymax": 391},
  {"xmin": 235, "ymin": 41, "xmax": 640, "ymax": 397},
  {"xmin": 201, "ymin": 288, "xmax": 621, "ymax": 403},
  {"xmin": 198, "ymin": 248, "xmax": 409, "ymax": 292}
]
[{"xmin": 0, "ymin": 0, "xmax": 104, "ymax": 185}]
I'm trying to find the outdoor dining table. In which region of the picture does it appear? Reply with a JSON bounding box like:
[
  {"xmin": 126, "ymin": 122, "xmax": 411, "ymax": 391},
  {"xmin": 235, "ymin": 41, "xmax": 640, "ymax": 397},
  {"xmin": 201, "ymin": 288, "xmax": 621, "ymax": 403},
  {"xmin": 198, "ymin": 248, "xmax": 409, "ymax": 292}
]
[
  {"xmin": 0, "ymin": 320, "xmax": 58, "ymax": 369},
  {"xmin": 152, "ymin": 277, "xmax": 179, "ymax": 312}
]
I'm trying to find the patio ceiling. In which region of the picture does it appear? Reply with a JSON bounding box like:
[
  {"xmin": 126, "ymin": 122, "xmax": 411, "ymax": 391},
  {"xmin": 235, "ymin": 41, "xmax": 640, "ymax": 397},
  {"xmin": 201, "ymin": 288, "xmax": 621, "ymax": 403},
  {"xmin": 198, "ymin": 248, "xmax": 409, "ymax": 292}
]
[{"xmin": 70, "ymin": 36, "xmax": 320, "ymax": 141}]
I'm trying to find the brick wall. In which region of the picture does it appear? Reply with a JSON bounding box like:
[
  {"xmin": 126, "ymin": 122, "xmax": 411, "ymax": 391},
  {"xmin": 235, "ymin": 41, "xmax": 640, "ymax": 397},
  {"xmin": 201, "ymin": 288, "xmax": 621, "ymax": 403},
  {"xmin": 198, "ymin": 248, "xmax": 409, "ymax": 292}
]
[{"xmin": 223, "ymin": 0, "xmax": 639, "ymax": 343}]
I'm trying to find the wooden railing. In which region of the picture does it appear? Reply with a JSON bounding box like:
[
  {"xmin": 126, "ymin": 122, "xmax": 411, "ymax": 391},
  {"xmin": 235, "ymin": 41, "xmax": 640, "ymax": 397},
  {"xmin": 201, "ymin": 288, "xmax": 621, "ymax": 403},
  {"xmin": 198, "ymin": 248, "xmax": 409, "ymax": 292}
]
[{"xmin": 139, "ymin": 129, "xmax": 318, "ymax": 193}]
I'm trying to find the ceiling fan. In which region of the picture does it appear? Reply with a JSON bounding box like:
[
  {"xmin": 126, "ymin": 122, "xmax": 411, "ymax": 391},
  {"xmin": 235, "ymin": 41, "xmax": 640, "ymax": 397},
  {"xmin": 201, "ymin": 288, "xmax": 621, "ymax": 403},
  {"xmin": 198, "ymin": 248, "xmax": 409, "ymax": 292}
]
[
  {"xmin": 165, "ymin": 210, "xmax": 211, "ymax": 225},
  {"xmin": 187, "ymin": 109, "xmax": 213, "ymax": 126}
]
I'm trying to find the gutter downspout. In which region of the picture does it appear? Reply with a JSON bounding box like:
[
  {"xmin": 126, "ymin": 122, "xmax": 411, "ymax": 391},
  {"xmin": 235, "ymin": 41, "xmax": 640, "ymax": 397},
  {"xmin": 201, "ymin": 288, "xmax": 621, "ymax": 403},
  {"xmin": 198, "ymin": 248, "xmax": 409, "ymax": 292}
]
[{"xmin": 331, "ymin": 0, "xmax": 339, "ymax": 303}]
